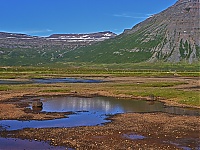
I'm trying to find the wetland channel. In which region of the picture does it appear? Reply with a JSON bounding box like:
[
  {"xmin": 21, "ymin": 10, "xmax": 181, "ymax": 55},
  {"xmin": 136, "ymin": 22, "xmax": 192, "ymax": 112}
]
[{"xmin": 0, "ymin": 78, "xmax": 103, "ymax": 85}]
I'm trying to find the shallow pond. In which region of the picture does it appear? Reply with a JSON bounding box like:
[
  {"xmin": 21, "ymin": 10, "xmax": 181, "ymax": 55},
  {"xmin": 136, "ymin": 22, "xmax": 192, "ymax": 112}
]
[
  {"xmin": 0, "ymin": 96, "xmax": 199, "ymax": 149},
  {"xmin": 0, "ymin": 78, "xmax": 103, "ymax": 84},
  {"xmin": 32, "ymin": 78, "xmax": 102, "ymax": 84},
  {"xmin": 0, "ymin": 97, "xmax": 199, "ymax": 131}
]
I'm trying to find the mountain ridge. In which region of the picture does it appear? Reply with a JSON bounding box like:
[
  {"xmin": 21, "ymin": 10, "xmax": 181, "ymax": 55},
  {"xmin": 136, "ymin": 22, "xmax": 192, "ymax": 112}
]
[
  {"xmin": 0, "ymin": 31, "xmax": 117, "ymax": 49},
  {"xmin": 0, "ymin": 31, "xmax": 117, "ymax": 66},
  {"xmin": 123, "ymin": 0, "xmax": 200, "ymax": 63},
  {"xmin": 0, "ymin": 0, "xmax": 199, "ymax": 66},
  {"xmin": 64, "ymin": 0, "xmax": 199, "ymax": 64}
]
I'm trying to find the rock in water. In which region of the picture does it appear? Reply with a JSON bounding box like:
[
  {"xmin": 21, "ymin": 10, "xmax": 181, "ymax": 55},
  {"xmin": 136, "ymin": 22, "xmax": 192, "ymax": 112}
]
[{"xmin": 32, "ymin": 100, "xmax": 43, "ymax": 108}]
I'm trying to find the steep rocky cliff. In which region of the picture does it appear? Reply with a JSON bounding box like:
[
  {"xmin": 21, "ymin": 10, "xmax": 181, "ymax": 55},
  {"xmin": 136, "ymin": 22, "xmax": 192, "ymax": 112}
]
[{"xmin": 124, "ymin": 0, "xmax": 200, "ymax": 63}]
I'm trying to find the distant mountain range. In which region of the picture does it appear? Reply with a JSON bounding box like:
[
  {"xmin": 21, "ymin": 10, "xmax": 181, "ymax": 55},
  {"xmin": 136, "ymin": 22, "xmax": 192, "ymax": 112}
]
[
  {"xmin": 0, "ymin": 31, "xmax": 116, "ymax": 65},
  {"xmin": 0, "ymin": 0, "xmax": 199, "ymax": 66},
  {"xmin": 0, "ymin": 31, "xmax": 116, "ymax": 50}
]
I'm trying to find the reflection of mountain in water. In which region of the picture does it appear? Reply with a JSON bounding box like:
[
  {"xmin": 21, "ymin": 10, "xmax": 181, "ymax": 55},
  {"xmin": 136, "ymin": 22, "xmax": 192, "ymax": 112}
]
[
  {"xmin": 164, "ymin": 107, "xmax": 199, "ymax": 116},
  {"xmin": 42, "ymin": 97, "xmax": 200, "ymax": 116},
  {"xmin": 0, "ymin": 96, "xmax": 199, "ymax": 131}
]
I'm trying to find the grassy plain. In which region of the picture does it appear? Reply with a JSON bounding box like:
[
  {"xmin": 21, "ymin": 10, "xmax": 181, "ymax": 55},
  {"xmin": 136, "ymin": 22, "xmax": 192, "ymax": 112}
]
[{"xmin": 0, "ymin": 63, "xmax": 199, "ymax": 107}]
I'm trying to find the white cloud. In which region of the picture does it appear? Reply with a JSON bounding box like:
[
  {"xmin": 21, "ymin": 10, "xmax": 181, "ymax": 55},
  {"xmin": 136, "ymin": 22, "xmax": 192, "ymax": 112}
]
[
  {"xmin": 113, "ymin": 13, "xmax": 153, "ymax": 19},
  {"xmin": 0, "ymin": 29, "xmax": 53, "ymax": 35},
  {"xmin": 23, "ymin": 29, "xmax": 53, "ymax": 34}
]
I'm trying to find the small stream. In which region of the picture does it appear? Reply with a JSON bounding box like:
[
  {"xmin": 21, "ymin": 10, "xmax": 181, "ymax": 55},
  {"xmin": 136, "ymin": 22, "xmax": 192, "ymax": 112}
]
[{"xmin": 0, "ymin": 78, "xmax": 103, "ymax": 84}]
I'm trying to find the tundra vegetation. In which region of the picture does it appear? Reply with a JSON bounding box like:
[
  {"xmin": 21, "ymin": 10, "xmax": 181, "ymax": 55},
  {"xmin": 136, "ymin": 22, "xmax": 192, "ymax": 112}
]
[{"xmin": 0, "ymin": 62, "xmax": 199, "ymax": 107}]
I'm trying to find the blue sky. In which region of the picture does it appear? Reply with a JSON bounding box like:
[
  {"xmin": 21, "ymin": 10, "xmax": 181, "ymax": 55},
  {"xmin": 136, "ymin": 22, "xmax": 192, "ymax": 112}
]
[{"xmin": 0, "ymin": 0, "xmax": 177, "ymax": 36}]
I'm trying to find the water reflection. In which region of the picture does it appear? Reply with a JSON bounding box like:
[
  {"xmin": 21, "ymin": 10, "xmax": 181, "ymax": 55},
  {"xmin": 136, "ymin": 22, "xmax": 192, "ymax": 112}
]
[
  {"xmin": 41, "ymin": 97, "xmax": 200, "ymax": 116},
  {"xmin": 0, "ymin": 97, "xmax": 199, "ymax": 131},
  {"xmin": 0, "ymin": 137, "xmax": 69, "ymax": 150},
  {"xmin": 123, "ymin": 134, "xmax": 146, "ymax": 140},
  {"xmin": 32, "ymin": 106, "xmax": 43, "ymax": 112},
  {"xmin": 32, "ymin": 78, "xmax": 102, "ymax": 84},
  {"xmin": 0, "ymin": 96, "xmax": 199, "ymax": 149},
  {"xmin": 0, "ymin": 80, "xmax": 30, "ymax": 84},
  {"xmin": 0, "ymin": 78, "xmax": 102, "ymax": 85}
]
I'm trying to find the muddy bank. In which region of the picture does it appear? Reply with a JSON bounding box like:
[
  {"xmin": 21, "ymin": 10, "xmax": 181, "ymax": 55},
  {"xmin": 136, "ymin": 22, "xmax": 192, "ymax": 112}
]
[
  {"xmin": 0, "ymin": 98, "xmax": 73, "ymax": 120},
  {"xmin": 0, "ymin": 92, "xmax": 199, "ymax": 121},
  {"xmin": 1, "ymin": 113, "xmax": 199, "ymax": 149}
]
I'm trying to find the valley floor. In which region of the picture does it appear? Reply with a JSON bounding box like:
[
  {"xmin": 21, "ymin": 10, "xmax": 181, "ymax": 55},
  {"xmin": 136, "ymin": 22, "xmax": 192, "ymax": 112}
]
[{"xmin": 0, "ymin": 76, "xmax": 199, "ymax": 149}]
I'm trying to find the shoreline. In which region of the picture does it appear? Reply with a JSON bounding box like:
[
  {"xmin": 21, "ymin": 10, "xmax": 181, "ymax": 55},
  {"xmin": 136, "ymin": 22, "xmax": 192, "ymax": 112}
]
[
  {"xmin": 1, "ymin": 112, "xmax": 199, "ymax": 149},
  {"xmin": 0, "ymin": 76, "xmax": 199, "ymax": 120}
]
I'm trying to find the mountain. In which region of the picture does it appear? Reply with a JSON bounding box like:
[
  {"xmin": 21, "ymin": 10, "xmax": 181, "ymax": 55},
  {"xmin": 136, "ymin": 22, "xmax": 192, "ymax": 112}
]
[
  {"xmin": 48, "ymin": 32, "xmax": 116, "ymax": 42},
  {"xmin": 64, "ymin": 0, "xmax": 200, "ymax": 64},
  {"xmin": 0, "ymin": 31, "xmax": 116, "ymax": 50},
  {"xmin": 0, "ymin": 0, "xmax": 199, "ymax": 66},
  {"xmin": 0, "ymin": 31, "xmax": 116, "ymax": 66}
]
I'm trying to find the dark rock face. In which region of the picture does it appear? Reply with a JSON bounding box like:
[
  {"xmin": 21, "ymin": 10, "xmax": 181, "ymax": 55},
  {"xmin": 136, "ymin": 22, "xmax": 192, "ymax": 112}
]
[{"xmin": 124, "ymin": 0, "xmax": 200, "ymax": 63}]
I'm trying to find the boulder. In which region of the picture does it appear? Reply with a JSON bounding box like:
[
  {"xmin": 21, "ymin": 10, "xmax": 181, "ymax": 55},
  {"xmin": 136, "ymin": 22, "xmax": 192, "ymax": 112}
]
[{"xmin": 32, "ymin": 100, "xmax": 43, "ymax": 108}]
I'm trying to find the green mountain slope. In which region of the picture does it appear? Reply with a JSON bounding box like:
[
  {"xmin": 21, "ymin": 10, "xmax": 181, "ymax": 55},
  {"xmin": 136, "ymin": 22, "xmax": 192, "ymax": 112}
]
[
  {"xmin": 0, "ymin": 32, "xmax": 116, "ymax": 66},
  {"xmin": 63, "ymin": 31, "xmax": 158, "ymax": 63},
  {"xmin": 63, "ymin": 0, "xmax": 200, "ymax": 64},
  {"xmin": 0, "ymin": 47, "xmax": 70, "ymax": 66}
]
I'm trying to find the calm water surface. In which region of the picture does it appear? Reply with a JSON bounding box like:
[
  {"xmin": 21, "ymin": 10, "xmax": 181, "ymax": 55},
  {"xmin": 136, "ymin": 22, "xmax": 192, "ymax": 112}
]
[
  {"xmin": 0, "ymin": 96, "xmax": 199, "ymax": 149},
  {"xmin": 0, "ymin": 78, "xmax": 102, "ymax": 84},
  {"xmin": 0, "ymin": 138, "xmax": 68, "ymax": 150},
  {"xmin": 0, "ymin": 97, "xmax": 199, "ymax": 131}
]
